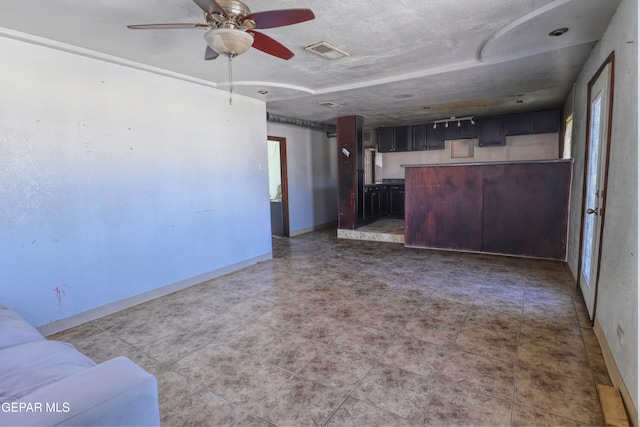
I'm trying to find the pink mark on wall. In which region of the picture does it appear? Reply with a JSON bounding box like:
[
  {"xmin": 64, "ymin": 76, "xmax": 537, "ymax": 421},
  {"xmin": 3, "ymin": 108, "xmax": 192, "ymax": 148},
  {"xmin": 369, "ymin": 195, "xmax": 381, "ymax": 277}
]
[{"xmin": 54, "ymin": 286, "xmax": 66, "ymax": 311}]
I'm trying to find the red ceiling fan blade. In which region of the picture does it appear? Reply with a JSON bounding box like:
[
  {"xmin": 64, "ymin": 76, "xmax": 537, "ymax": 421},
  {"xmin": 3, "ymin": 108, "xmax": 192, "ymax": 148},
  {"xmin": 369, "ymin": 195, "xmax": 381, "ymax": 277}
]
[
  {"xmin": 205, "ymin": 45, "xmax": 220, "ymax": 60},
  {"xmin": 193, "ymin": 0, "xmax": 228, "ymax": 17},
  {"xmin": 127, "ymin": 23, "xmax": 209, "ymax": 29},
  {"xmin": 247, "ymin": 30, "xmax": 294, "ymax": 60},
  {"xmin": 245, "ymin": 9, "xmax": 315, "ymax": 29}
]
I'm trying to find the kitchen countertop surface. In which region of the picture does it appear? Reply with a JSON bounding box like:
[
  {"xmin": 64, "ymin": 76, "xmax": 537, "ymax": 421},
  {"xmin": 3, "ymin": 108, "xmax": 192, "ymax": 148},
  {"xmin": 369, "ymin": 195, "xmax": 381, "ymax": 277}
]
[{"xmin": 402, "ymin": 158, "xmax": 573, "ymax": 168}]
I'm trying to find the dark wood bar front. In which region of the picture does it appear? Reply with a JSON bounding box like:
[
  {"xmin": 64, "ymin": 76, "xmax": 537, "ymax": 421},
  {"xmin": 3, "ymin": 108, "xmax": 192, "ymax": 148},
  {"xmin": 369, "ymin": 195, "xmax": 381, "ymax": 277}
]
[{"xmin": 404, "ymin": 160, "xmax": 572, "ymax": 260}]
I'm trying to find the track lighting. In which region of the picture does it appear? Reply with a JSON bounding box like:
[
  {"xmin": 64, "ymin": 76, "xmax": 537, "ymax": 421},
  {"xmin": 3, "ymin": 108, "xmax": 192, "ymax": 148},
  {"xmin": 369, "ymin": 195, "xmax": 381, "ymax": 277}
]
[{"xmin": 431, "ymin": 116, "xmax": 475, "ymax": 129}]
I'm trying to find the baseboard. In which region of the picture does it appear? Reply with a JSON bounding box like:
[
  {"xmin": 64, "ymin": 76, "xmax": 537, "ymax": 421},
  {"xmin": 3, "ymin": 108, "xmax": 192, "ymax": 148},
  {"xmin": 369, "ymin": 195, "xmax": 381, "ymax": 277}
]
[
  {"xmin": 594, "ymin": 318, "xmax": 638, "ymax": 426},
  {"xmin": 37, "ymin": 252, "xmax": 273, "ymax": 337},
  {"xmin": 290, "ymin": 221, "xmax": 337, "ymax": 237}
]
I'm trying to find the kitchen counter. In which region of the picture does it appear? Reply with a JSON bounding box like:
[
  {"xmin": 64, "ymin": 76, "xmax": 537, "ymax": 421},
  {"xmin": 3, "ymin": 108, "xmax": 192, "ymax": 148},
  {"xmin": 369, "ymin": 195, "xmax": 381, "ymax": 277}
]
[
  {"xmin": 404, "ymin": 159, "xmax": 572, "ymax": 259},
  {"xmin": 402, "ymin": 158, "xmax": 572, "ymax": 168}
]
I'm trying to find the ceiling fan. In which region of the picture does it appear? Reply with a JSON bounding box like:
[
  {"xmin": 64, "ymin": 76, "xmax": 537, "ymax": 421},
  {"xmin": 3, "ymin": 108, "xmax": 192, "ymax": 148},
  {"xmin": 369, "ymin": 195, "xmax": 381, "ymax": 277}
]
[{"xmin": 127, "ymin": 0, "xmax": 315, "ymax": 61}]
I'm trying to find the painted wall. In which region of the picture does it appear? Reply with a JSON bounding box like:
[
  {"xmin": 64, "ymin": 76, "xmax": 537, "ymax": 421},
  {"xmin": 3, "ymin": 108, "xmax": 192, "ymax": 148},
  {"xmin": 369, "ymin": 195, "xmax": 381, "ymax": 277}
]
[
  {"xmin": 0, "ymin": 36, "xmax": 272, "ymax": 328},
  {"xmin": 266, "ymin": 123, "xmax": 338, "ymax": 235},
  {"xmin": 374, "ymin": 133, "xmax": 560, "ymax": 179},
  {"xmin": 565, "ymin": 0, "xmax": 637, "ymax": 412}
]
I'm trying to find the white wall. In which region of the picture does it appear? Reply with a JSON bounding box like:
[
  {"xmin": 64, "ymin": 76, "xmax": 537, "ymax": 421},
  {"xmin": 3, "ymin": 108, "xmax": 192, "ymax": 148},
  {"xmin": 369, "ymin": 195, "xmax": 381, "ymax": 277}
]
[
  {"xmin": 0, "ymin": 36, "xmax": 272, "ymax": 329},
  {"xmin": 266, "ymin": 123, "xmax": 337, "ymax": 235},
  {"xmin": 374, "ymin": 133, "xmax": 559, "ymax": 179},
  {"xmin": 566, "ymin": 0, "xmax": 637, "ymax": 414}
]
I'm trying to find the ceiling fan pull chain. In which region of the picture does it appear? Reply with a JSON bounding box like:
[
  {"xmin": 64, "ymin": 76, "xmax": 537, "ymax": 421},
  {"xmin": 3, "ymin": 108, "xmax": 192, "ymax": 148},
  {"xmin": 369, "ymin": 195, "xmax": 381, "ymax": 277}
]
[{"xmin": 228, "ymin": 55, "xmax": 234, "ymax": 105}]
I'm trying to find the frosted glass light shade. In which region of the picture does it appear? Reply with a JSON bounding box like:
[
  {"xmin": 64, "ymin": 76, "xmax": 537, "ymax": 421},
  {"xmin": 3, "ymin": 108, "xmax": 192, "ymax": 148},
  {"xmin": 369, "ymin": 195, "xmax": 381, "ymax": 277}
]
[{"xmin": 204, "ymin": 29, "xmax": 253, "ymax": 57}]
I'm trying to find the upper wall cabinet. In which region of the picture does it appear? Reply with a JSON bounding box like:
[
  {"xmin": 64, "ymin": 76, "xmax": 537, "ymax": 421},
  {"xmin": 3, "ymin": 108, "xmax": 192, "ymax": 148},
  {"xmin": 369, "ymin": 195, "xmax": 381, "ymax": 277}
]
[
  {"xmin": 505, "ymin": 109, "xmax": 561, "ymax": 136},
  {"xmin": 443, "ymin": 119, "xmax": 478, "ymax": 140},
  {"xmin": 377, "ymin": 109, "xmax": 561, "ymax": 152},
  {"xmin": 378, "ymin": 126, "xmax": 412, "ymax": 152},
  {"xmin": 477, "ymin": 117, "xmax": 505, "ymax": 147},
  {"xmin": 412, "ymin": 124, "xmax": 444, "ymax": 151}
]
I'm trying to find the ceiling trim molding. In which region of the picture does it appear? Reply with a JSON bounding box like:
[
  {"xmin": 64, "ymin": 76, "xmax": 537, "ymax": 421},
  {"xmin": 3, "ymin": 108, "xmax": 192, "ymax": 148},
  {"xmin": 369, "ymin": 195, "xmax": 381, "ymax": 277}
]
[
  {"xmin": 478, "ymin": 0, "xmax": 573, "ymax": 63},
  {"xmin": 0, "ymin": 27, "xmax": 221, "ymax": 90}
]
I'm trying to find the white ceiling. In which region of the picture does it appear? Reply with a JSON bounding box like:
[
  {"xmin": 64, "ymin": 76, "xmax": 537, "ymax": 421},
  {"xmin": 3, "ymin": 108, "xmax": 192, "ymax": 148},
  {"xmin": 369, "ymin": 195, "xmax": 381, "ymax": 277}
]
[{"xmin": 0, "ymin": 0, "xmax": 622, "ymax": 128}]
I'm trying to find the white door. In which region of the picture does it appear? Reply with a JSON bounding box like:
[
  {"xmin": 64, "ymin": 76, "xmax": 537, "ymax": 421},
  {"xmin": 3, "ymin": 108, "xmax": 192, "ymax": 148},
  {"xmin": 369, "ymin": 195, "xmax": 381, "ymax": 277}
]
[{"xmin": 580, "ymin": 60, "xmax": 613, "ymax": 320}]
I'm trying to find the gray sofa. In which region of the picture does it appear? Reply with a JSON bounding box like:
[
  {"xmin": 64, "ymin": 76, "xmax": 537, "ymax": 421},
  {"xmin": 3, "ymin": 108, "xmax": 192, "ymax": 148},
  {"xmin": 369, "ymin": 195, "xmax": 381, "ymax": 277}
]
[{"xmin": 0, "ymin": 305, "xmax": 160, "ymax": 426}]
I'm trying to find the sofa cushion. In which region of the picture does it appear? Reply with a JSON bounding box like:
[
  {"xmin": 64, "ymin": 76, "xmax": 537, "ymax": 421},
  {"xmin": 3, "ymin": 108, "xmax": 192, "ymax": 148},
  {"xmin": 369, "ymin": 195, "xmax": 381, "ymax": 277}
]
[
  {"xmin": 0, "ymin": 340, "xmax": 96, "ymax": 403},
  {"xmin": 0, "ymin": 305, "xmax": 44, "ymax": 350}
]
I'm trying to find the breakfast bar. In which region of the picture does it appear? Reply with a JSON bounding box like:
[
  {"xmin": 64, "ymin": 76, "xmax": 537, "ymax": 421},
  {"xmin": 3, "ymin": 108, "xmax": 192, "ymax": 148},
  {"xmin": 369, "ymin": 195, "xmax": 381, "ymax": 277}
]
[{"xmin": 403, "ymin": 159, "xmax": 572, "ymax": 260}]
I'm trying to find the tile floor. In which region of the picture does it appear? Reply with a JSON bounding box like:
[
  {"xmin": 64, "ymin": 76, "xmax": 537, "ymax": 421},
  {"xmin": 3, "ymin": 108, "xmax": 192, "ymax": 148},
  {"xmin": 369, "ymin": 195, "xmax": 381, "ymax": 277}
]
[{"xmin": 50, "ymin": 228, "xmax": 611, "ymax": 426}]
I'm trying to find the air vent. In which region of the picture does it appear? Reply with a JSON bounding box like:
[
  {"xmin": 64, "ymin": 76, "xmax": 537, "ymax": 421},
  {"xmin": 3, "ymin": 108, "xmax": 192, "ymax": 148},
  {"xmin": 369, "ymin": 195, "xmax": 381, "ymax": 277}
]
[
  {"xmin": 304, "ymin": 42, "xmax": 350, "ymax": 60},
  {"xmin": 319, "ymin": 101, "xmax": 342, "ymax": 108}
]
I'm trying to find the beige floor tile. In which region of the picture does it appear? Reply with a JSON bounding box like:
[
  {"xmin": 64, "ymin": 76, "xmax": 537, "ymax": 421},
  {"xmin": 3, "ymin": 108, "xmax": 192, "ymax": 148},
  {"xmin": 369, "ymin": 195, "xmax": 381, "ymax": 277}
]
[
  {"xmin": 352, "ymin": 362, "xmax": 436, "ymax": 421},
  {"xmin": 422, "ymin": 382, "xmax": 512, "ymax": 426},
  {"xmin": 380, "ymin": 335, "xmax": 450, "ymax": 379},
  {"xmin": 514, "ymin": 365, "xmax": 604, "ymax": 425},
  {"xmin": 161, "ymin": 389, "xmax": 246, "ymax": 426},
  {"xmin": 253, "ymin": 377, "xmax": 345, "ymax": 426},
  {"xmin": 326, "ymin": 397, "xmax": 415, "ymax": 426},
  {"xmin": 440, "ymin": 349, "xmax": 516, "ymax": 400}
]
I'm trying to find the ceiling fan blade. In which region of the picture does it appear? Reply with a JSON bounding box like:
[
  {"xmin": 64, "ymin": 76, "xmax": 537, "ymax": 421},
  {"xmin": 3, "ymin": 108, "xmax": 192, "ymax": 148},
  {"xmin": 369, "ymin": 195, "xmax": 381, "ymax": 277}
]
[
  {"xmin": 245, "ymin": 9, "xmax": 315, "ymax": 29},
  {"xmin": 247, "ymin": 30, "xmax": 294, "ymax": 60},
  {"xmin": 127, "ymin": 23, "xmax": 209, "ymax": 29},
  {"xmin": 192, "ymin": 0, "xmax": 228, "ymax": 17},
  {"xmin": 205, "ymin": 45, "xmax": 220, "ymax": 60}
]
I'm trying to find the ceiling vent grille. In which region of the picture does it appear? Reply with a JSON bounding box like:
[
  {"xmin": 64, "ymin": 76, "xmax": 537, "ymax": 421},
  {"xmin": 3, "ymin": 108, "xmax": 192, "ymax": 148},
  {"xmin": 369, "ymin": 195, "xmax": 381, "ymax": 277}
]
[
  {"xmin": 319, "ymin": 101, "xmax": 342, "ymax": 108},
  {"xmin": 304, "ymin": 42, "xmax": 350, "ymax": 60}
]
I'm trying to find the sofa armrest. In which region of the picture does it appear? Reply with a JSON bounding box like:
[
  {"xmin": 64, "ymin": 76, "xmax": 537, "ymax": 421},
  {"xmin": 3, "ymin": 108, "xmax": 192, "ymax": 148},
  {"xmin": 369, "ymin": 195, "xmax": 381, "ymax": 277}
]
[{"xmin": 0, "ymin": 357, "xmax": 160, "ymax": 426}]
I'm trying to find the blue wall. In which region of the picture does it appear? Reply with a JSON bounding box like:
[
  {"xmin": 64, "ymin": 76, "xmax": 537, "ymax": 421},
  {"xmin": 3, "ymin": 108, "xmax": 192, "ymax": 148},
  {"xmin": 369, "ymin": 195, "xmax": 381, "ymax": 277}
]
[{"xmin": 0, "ymin": 36, "xmax": 272, "ymax": 327}]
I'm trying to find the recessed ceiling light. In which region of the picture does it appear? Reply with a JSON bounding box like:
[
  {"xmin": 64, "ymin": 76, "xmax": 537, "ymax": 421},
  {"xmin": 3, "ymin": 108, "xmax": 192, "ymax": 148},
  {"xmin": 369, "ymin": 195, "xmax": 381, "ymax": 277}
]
[
  {"xmin": 258, "ymin": 90, "xmax": 269, "ymax": 95},
  {"xmin": 305, "ymin": 42, "xmax": 350, "ymax": 60},
  {"xmin": 549, "ymin": 27, "xmax": 569, "ymax": 37}
]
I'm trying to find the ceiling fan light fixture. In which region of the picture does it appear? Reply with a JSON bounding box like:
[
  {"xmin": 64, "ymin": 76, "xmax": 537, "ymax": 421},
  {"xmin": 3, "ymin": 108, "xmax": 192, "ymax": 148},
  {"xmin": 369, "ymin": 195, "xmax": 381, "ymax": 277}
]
[{"xmin": 204, "ymin": 28, "xmax": 254, "ymax": 57}]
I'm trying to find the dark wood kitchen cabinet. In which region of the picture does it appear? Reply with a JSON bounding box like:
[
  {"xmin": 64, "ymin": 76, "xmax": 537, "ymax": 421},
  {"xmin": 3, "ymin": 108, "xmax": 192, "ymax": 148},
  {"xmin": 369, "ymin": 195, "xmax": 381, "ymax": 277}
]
[
  {"xmin": 443, "ymin": 119, "xmax": 478, "ymax": 140},
  {"xmin": 477, "ymin": 117, "xmax": 505, "ymax": 146},
  {"xmin": 388, "ymin": 185, "xmax": 405, "ymax": 218},
  {"xmin": 505, "ymin": 109, "xmax": 561, "ymax": 136},
  {"xmin": 378, "ymin": 126, "xmax": 412, "ymax": 152},
  {"xmin": 363, "ymin": 183, "xmax": 403, "ymax": 222},
  {"xmin": 412, "ymin": 124, "xmax": 444, "ymax": 150}
]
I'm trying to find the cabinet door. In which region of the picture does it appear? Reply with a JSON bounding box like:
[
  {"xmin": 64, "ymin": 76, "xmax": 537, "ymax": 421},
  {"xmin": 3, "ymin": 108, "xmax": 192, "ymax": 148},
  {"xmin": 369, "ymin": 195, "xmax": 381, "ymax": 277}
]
[
  {"xmin": 505, "ymin": 113, "xmax": 531, "ymax": 135},
  {"xmin": 426, "ymin": 126, "xmax": 444, "ymax": 149},
  {"xmin": 389, "ymin": 186, "xmax": 405, "ymax": 218},
  {"xmin": 443, "ymin": 123, "xmax": 460, "ymax": 141},
  {"xmin": 478, "ymin": 117, "xmax": 505, "ymax": 146},
  {"xmin": 379, "ymin": 187, "xmax": 389, "ymax": 217},
  {"xmin": 377, "ymin": 128, "xmax": 395, "ymax": 152},
  {"xmin": 459, "ymin": 120, "xmax": 478, "ymax": 138},
  {"xmin": 531, "ymin": 109, "xmax": 560, "ymax": 133},
  {"xmin": 393, "ymin": 126, "xmax": 412, "ymax": 152},
  {"xmin": 413, "ymin": 125, "xmax": 443, "ymax": 150},
  {"xmin": 364, "ymin": 189, "xmax": 373, "ymax": 219},
  {"xmin": 412, "ymin": 124, "xmax": 428, "ymax": 150},
  {"xmin": 371, "ymin": 190, "xmax": 380, "ymax": 217}
]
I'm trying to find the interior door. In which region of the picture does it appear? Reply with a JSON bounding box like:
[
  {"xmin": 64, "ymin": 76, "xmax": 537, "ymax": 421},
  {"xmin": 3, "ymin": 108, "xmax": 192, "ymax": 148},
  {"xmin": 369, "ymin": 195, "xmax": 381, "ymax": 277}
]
[
  {"xmin": 267, "ymin": 137, "xmax": 289, "ymax": 237},
  {"xmin": 579, "ymin": 55, "xmax": 614, "ymax": 320}
]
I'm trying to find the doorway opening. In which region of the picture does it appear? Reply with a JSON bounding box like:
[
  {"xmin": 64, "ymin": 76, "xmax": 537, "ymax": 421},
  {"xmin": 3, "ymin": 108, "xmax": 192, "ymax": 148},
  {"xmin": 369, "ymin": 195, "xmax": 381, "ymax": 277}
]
[
  {"xmin": 268, "ymin": 136, "xmax": 290, "ymax": 238},
  {"xmin": 577, "ymin": 52, "xmax": 615, "ymax": 322}
]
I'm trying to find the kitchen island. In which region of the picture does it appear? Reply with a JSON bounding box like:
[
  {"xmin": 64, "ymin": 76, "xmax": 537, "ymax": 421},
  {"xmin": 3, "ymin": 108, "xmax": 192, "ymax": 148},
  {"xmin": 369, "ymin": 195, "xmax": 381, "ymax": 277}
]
[{"xmin": 403, "ymin": 159, "xmax": 572, "ymax": 260}]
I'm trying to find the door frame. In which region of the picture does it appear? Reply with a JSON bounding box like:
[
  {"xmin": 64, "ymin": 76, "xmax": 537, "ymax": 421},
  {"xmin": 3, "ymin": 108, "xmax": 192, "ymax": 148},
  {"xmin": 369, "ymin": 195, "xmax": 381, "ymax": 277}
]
[
  {"xmin": 268, "ymin": 136, "xmax": 290, "ymax": 238},
  {"xmin": 576, "ymin": 51, "xmax": 615, "ymax": 323}
]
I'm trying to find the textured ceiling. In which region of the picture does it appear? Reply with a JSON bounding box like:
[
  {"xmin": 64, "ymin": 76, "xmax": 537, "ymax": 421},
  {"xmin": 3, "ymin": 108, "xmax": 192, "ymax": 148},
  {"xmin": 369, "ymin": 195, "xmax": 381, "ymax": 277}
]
[{"xmin": 0, "ymin": 0, "xmax": 623, "ymax": 127}]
